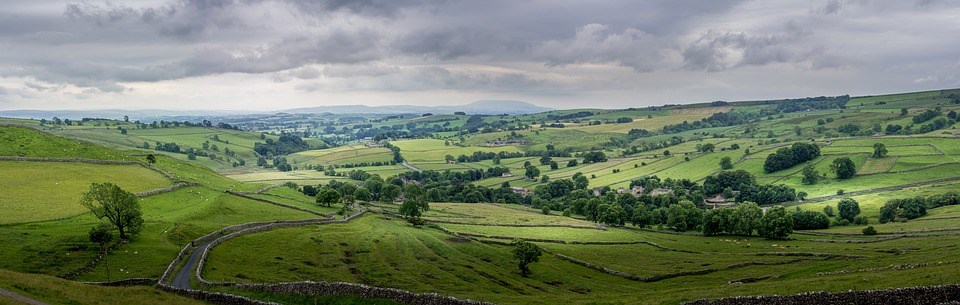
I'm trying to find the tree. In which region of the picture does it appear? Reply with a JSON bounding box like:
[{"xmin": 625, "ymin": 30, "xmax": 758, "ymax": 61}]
[
  {"xmin": 872, "ymin": 143, "xmax": 888, "ymax": 158},
  {"xmin": 830, "ymin": 157, "xmax": 856, "ymax": 179},
  {"xmin": 316, "ymin": 187, "xmax": 341, "ymax": 207},
  {"xmin": 949, "ymin": 110, "xmax": 958, "ymax": 120},
  {"xmin": 837, "ymin": 198, "xmax": 861, "ymax": 222},
  {"xmin": 733, "ymin": 202, "xmax": 762, "ymax": 236},
  {"xmin": 354, "ymin": 188, "xmax": 372, "ymax": 201},
  {"xmin": 512, "ymin": 239, "xmax": 542, "ymax": 277},
  {"xmin": 145, "ymin": 154, "xmax": 156, "ymax": 164},
  {"xmin": 550, "ymin": 161, "xmax": 559, "ymax": 170},
  {"xmin": 823, "ymin": 205, "xmax": 835, "ymax": 217},
  {"xmin": 719, "ymin": 157, "xmax": 733, "ymax": 170},
  {"xmin": 900, "ymin": 108, "xmax": 908, "ymax": 116},
  {"xmin": 572, "ymin": 172, "xmax": 589, "ymax": 190},
  {"xmin": 525, "ymin": 166, "xmax": 541, "ymax": 179},
  {"xmin": 801, "ymin": 164, "xmax": 819, "ymax": 185},
  {"xmin": 80, "ymin": 183, "xmax": 143, "ymax": 241},
  {"xmin": 89, "ymin": 223, "xmax": 114, "ymax": 280},
  {"xmin": 700, "ymin": 143, "xmax": 716, "ymax": 153},
  {"xmin": 759, "ymin": 206, "xmax": 793, "ymax": 239},
  {"xmin": 791, "ymin": 210, "xmax": 829, "ymax": 230},
  {"xmin": 567, "ymin": 159, "xmax": 578, "ymax": 167}
]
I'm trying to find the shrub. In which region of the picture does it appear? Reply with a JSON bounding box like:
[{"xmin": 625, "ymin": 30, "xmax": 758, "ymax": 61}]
[
  {"xmin": 792, "ymin": 210, "xmax": 830, "ymax": 230},
  {"xmin": 837, "ymin": 198, "xmax": 861, "ymax": 222},
  {"xmin": 854, "ymin": 215, "xmax": 869, "ymax": 225},
  {"xmin": 862, "ymin": 226, "xmax": 877, "ymax": 235},
  {"xmin": 834, "ymin": 218, "xmax": 851, "ymax": 226}
]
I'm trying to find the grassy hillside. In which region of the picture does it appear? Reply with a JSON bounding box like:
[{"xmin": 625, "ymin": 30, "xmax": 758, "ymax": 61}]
[{"xmin": 0, "ymin": 269, "xmax": 206, "ymax": 305}]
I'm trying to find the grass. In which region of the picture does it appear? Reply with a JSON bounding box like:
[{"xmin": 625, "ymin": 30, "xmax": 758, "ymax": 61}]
[
  {"xmin": 0, "ymin": 161, "xmax": 171, "ymax": 224},
  {"xmin": 0, "ymin": 269, "xmax": 206, "ymax": 305},
  {"xmin": 202, "ymin": 213, "xmax": 960, "ymax": 305},
  {"xmin": 288, "ymin": 145, "xmax": 393, "ymax": 166},
  {"xmin": 0, "ymin": 126, "xmax": 132, "ymax": 160},
  {"xmin": 391, "ymin": 139, "xmax": 522, "ymax": 164}
]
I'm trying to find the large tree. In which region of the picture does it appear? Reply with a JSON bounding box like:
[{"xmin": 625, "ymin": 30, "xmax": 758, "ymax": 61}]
[
  {"xmin": 512, "ymin": 239, "xmax": 543, "ymax": 277},
  {"xmin": 830, "ymin": 157, "xmax": 857, "ymax": 179},
  {"xmin": 759, "ymin": 206, "xmax": 794, "ymax": 239},
  {"xmin": 80, "ymin": 183, "xmax": 143, "ymax": 241},
  {"xmin": 837, "ymin": 198, "xmax": 861, "ymax": 222},
  {"xmin": 872, "ymin": 143, "xmax": 888, "ymax": 158},
  {"xmin": 316, "ymin": 187, "xmax": 341, "ymax": 207},
  {"xmin": 801, "ymin": 164, "xmax": 820, "ymax": 185}
]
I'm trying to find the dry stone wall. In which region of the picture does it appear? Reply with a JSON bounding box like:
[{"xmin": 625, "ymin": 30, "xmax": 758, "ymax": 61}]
[{"xmin": 682, "ymin": 284, "xmax": 960, "ymax": 305}]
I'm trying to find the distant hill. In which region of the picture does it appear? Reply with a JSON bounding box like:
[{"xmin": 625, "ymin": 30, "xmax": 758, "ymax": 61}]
[
  {"xmin": 0, "ymin": 100, "xmax": 552, "ymax": 120},
  {"xmin": 281, "ymin": 100, "xmax": 552, "ymax": 115}
]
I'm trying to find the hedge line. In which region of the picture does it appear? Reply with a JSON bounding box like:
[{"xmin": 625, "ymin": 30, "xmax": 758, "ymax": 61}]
[{"xmin": 683, "ymin": 283, "xmax": 960, "ymax": 305}]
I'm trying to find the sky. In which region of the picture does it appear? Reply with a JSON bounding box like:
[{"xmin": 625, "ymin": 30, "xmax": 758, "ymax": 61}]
[{"xmin": 0, "ymin": 0, "xmax": 959, "ymax": 111}]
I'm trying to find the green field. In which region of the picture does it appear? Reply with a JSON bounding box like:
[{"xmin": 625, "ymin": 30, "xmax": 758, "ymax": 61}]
[{"xmin": 0, "ymin": 161, "xmax": 171, "ymax": 224}]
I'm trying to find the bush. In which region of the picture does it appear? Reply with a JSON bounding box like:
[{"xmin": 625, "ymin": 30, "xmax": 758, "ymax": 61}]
[
  {"xmin": 836, "ymin": 189, "xmax": 845, "ymax": 195},
  {"xmin": 854, "ymin": 215, "xmax": 869, "ymax": 225},
  {"xmin": 823, "ymin": 205, "xmax": 835, "ymax": 217},
  {"xmin": 834, "ymin": 218, "xmax": 851, "ymax": 226},
  {"xmin": 862, "ymin": 226, "xmax": 877, "ymax": 235},
  {"xmin": 792, "ymin": 210, "xmax": 830, "ymax": 230}
]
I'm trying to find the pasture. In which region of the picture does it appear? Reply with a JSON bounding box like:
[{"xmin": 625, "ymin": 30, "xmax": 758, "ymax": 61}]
[
  {"xmin": 0, "ymin": 161, "xmax": 171, "ymax": 224},
  {"xmin": 201, "ymin": 206, "xmax": 960, "ymax": 305}
]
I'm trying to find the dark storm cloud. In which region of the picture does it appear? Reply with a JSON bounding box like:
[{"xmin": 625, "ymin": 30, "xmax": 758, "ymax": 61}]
[{"xmin": 1, "ymin": 0, "xmax": 959, "ymax": 109}]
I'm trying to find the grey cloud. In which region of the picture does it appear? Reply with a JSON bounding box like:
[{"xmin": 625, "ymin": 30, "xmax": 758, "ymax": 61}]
[
  {"xmin": 682, "ymin": 22, "xmax": 840, "ymax": 71},
  {"xmin": 531, "ymin": 24, "xmax": 671, "ymax": 72},
  {"xmin": 23, "ymin": 82, "xmax": 52, "ymax": 92}
]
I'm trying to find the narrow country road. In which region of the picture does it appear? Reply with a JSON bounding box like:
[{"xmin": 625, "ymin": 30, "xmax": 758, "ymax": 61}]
[
  {"xmin": 0, "ymin": 287, "xmax": 48, "ymax": 305},
  {"xmin": 171, "ymin": 242, "xmax": 207, "ymax": 289},
  {"xmin": 401, "ymin": 161, "xmax": 421, "ymax": 172}
]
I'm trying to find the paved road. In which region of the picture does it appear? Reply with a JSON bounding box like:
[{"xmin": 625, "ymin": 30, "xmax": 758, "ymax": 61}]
[
  {"xmin": 0, "ymin": 287, "xmax": 48, "ymax": 305},
  {"xmin": 171, "ymin": 242, "xmax": 207, "ymax": 289}
]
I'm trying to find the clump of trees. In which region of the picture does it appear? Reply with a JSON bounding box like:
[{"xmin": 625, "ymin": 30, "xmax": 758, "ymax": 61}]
[
  {"xmin": 701, "ymin": 202, "xmax": 804, "ymax": 239},
  {"xmin": 763, "ymin": 142, "xmax": 821, "ymax": 173}
]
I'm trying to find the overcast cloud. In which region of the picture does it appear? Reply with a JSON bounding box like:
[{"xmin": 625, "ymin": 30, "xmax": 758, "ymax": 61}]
[{"xmin": 0, "ymin": 0, "xmax": 958, "ymax": 110}]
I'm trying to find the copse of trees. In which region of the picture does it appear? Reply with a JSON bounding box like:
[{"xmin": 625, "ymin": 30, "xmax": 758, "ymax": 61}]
[
  {"xmin": 763, "ymin": 142, "xmax": 821, "ymax": 173},
  {"xmin": 253, "ymin": 132, "xmax": 311, "ymax": 156},
  {"xmin": 879, "ymin": 197, "xmax": 927, "ymax": 223},
  {"xmin": 702, "ymin": 202, "xmax": 797, "ymax": 239},
  {"xmin": 912, "ymin": 109, "xmax": 941, "ymax": 124},
  {"xmin": 873, "ymin": 143, "xmax": 888, "ymax": 158}
]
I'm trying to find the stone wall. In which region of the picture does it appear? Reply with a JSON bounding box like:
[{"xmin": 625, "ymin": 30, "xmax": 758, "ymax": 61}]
[
  {"xmin": 683, "ymin": 284, "xmax": 960, "ymax": 305},
  {"xmin": 83, "ymin": 278, "xmax": 156, "ymax": 286},
  {"xmin": 226, "ymin": 190, "xmax": 327, "ymax": 217},
  {"xmin": 157, "ymin": 284, "xmax": 281, "ymax": 305},
  {"xmin": 235, "ymin": 281, "xmax": 494, "ymax": 305},
  {"xmin": 134, "ymin": 182, "xmax": 200, "ymax": 198}
]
